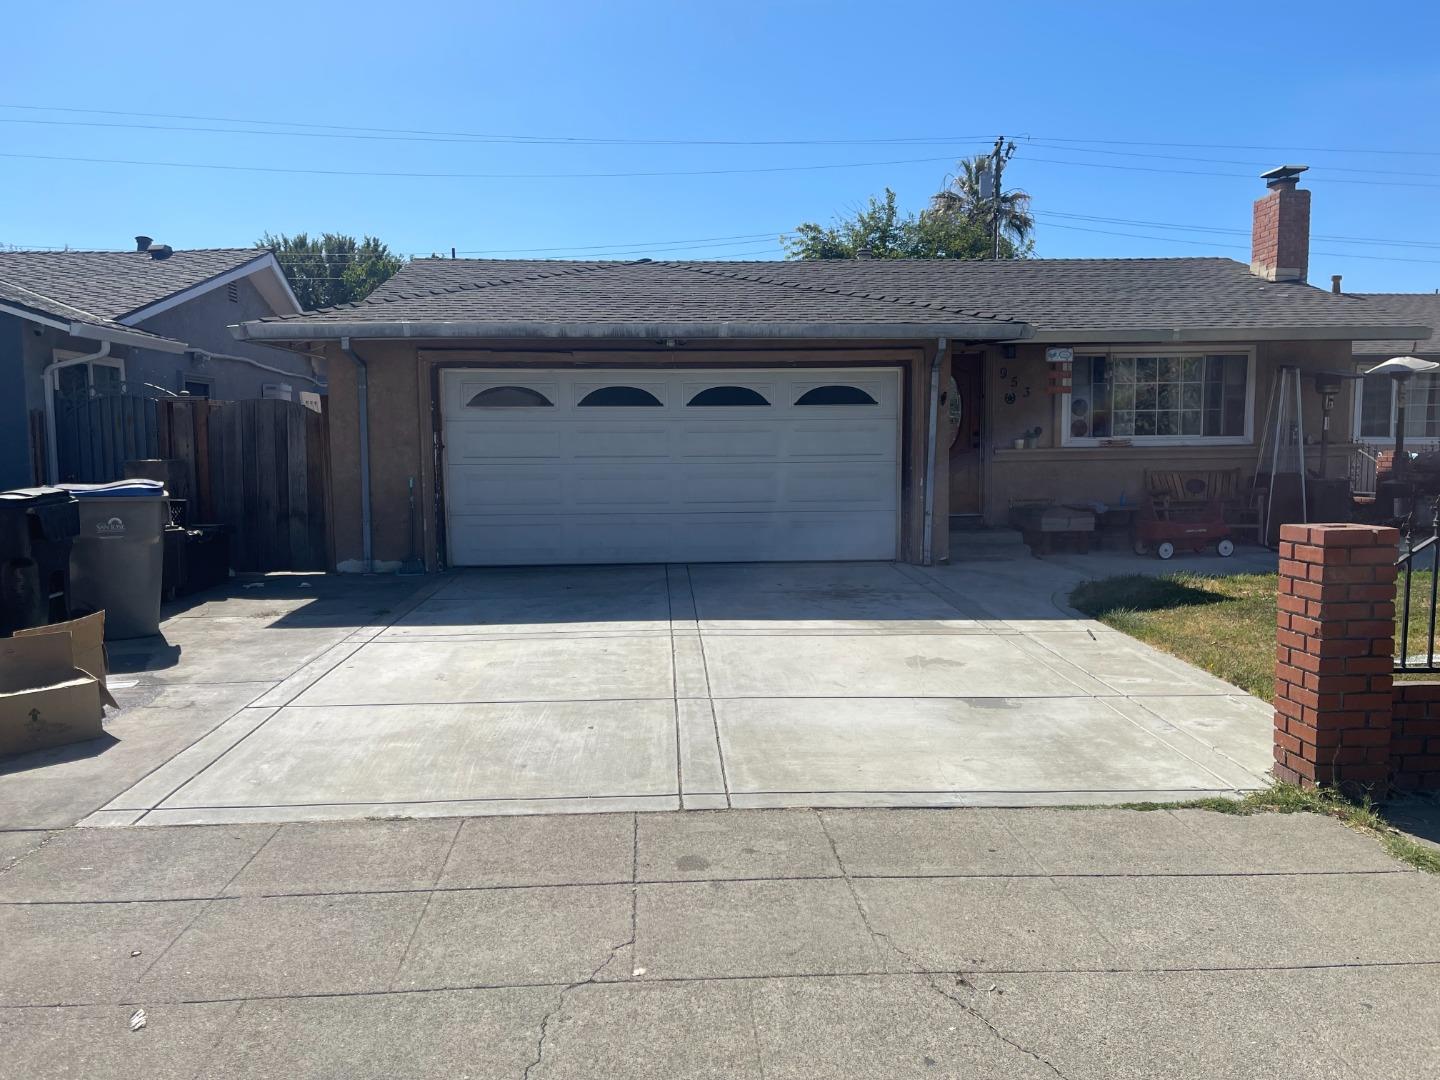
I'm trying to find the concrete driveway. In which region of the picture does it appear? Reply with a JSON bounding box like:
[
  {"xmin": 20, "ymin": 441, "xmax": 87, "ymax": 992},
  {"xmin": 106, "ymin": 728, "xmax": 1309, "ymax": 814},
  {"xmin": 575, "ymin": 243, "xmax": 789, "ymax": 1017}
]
[{"xmin": 48, "ymin": 552, "xmax": 1275, "ymax": 828}]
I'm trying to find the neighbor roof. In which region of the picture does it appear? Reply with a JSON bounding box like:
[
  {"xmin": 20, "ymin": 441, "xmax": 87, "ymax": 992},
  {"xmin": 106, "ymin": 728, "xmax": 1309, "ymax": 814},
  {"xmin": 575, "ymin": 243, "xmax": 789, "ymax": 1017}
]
[
  {"xmin": 0, "ymin": 248, "xmax": 272, "ymax": 323},
  {"xmin": 0, "ymin": 276, "xmax": 187, "ymax": 351},
  {"xmin": 232, "ymin": 256, "xmax": 1432, "ymax": 345},
  {"xmin": 1351, "ymin": 293, "xmax": 1440, "ymax": 358}
]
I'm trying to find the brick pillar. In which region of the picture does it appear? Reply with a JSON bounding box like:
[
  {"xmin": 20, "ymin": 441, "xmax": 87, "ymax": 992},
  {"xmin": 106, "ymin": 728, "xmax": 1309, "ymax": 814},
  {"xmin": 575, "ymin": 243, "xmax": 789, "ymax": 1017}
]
[{"xmin": 1274, "ymin": 523, "xmax": 1398, "ymax": 796}]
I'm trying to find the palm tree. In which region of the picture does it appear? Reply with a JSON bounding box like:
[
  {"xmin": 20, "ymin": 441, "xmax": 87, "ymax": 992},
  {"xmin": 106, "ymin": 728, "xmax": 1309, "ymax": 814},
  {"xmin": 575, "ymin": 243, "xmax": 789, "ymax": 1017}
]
[{"xmin": 930, "ymin": 153, "xmax": 1034, "ymax": 248}]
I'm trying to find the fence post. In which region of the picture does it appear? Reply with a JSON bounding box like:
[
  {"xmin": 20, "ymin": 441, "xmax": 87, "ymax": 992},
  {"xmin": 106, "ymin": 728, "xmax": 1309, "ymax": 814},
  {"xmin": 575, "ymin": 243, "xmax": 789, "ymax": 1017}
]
[{"xmin": 1274, "ymin": 523, "xmax": 1398, "ymax": 797}]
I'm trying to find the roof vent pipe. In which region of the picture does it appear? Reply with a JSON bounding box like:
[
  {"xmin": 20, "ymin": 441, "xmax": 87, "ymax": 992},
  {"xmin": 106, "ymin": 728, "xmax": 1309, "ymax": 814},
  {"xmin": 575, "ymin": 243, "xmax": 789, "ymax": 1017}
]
[
  {"xmin": 135, "ymin": 235, "xmax": 153, "ymax": 252},
  {"xmin": 149, "ymin": 244, "xmax": 173, "ymax": 260},
  {"xmin": 855, "ymin": 247, "xmax": 873, "ymax": 260},
  {"xmin": 1331, "ymin": 275, "xmax": 1342, "ymax": 294}
]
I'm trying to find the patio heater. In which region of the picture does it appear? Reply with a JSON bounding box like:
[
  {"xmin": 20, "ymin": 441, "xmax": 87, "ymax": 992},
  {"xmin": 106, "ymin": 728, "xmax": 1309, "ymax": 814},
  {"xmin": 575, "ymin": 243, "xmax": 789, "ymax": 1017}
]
[{"xmin": 1365, "ymin": 355, "xmax": 1440, "ymax": 518}]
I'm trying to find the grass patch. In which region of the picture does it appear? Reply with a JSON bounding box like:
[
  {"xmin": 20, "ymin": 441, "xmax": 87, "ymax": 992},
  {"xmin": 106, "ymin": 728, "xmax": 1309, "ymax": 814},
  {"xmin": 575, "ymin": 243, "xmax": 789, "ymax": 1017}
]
[
  {"xmin": 1068, "ymin": 570, "xmax": 1437, "ymax": 702},
  {"xmin": 1110, "ymin": 782, "xmax": 1440, "ymax": 874}
]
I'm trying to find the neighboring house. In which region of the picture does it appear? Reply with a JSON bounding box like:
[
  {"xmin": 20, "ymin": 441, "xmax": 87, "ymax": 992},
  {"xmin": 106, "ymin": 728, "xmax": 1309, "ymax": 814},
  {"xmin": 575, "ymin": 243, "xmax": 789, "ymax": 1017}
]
[
  {"xmin": 0, "ymin": 240, "xmax": 320, "ymax": 488},
  {"xmin": 1349, "ymin": 292, "xmax": 1440, "ymax": 443},
  {"xmin": 232, "ymin": 169, "xmax": 1430, "ymax": 572}
]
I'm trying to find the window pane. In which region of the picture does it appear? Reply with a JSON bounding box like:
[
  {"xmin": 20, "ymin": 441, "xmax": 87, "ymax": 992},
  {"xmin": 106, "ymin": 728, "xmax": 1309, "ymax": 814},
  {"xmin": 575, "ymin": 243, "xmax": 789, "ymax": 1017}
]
[
  {"xmin": 1113, "ymin": 411, "xmax": 1135, "ymax": 435},
  {"xmin": 1111, "ymin": 357, "xmax": 1135, "ymax": 383},
  {"xmin": 794, "ymin": 385, "xmax": 877, "ymax": 406},
  {"xmin": 578, "ymin": 386, "xmax": 663, "ymax": 407},
  {"xmin": 467, "ymin": 386, "xmax": 554, "ymax": 408},
  {"xmin": 1135, "ymin": 412, "xmax": 1157, "ymax": 435},
  {"xmin": 1359, "ymin": 375, "xmax": 1392, "ymax": 438},
  {"xmin": 687, "ymin": 386, "xmax": 770, "ymax": 407},
  {"xmin": 1405, "ymin": 374, "xmax": 1440, "ymax": 437},
  {"xmin": 1136, "ymin": 357, "xmax": 1158, "ymax": 382},
  {"xmin": 92, "ymin": 365, "xmax": 122, "ymax": 393}
]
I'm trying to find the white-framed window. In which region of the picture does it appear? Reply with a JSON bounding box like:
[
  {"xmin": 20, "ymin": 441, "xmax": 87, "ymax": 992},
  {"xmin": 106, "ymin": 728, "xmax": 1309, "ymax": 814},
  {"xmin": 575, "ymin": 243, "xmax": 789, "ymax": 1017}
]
[
  {"xmin": 1353, "ymin": 368, "xmax": 1440, "ymax": 442},
  {"xmin": 1062, "ymin": 348, "xmax": 1255, "ymax": 446},
  {"xmin": 53, "ymin": 356, "xmax": 124, "ymax": 397}
]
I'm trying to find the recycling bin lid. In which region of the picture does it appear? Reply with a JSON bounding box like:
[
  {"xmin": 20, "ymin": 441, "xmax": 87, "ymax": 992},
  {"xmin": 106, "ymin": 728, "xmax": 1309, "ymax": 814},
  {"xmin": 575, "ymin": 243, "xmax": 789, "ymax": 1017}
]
[
  {"xmin": 61, "ymin": 480, "xmax": 168, "ymax": 498},
  {"xmin": 0, "ymin": 486, "xmax": 75, "ymax": 504}
]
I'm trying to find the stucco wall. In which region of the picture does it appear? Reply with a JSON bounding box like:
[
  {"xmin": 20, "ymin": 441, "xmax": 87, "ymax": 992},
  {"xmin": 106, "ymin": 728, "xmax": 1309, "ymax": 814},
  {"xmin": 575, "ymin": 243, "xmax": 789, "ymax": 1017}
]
[
  {"xmin": 133, "ymin": 274, "xmax": 317, "ymax": 400},
  {"xmin": 976, "ymin": 338, "xmax": 1358, "ymax": 523}
]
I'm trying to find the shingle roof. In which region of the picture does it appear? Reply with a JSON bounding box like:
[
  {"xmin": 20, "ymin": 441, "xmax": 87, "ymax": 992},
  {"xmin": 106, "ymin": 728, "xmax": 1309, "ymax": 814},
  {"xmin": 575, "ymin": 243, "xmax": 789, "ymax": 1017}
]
[
  {"xmin": 236, "ymin": 256, "xmax": 1431, "ymax": 343},
  {"xmin": 1351, "ymin": 293, "xmax": 1440, "ymax": 357},
  {"xmin": 0, "ymin": 248, "xmax": 269, "ymax": 323},
  {"xmin": 0, "ymin": 276, "xmax": 183, "ymax": 346}
]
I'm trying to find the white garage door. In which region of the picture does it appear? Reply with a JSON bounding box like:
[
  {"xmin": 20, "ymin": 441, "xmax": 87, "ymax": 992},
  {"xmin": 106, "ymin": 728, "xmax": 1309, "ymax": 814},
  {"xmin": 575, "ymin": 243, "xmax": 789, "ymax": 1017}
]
[{"xmin": 440, "ymin": 368, "xmax": 902, "ymax": 566}]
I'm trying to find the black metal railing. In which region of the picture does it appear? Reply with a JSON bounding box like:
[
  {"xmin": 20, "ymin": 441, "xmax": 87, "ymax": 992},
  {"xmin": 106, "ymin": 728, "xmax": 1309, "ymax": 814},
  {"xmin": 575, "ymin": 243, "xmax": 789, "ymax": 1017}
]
[{"xmin": 1396, "ymin": 500, "xmax": 1440, "ymax": 672}]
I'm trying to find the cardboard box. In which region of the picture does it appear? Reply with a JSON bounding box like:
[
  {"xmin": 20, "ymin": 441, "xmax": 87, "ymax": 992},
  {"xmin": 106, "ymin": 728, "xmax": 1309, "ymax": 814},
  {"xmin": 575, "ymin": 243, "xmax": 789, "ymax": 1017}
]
[
  {"xmin": 1, "ymin": 616, "xmax": 116, "ymax": 757},
  {"xmin": 14, "ymin": 612, "xmax": 108, "ymax": 687}
]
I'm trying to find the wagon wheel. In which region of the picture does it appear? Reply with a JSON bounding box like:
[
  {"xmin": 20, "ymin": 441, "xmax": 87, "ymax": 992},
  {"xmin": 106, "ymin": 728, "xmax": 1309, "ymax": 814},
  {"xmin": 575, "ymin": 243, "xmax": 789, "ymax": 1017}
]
[
  {"xmin": 1157, "ymin": 541, "xmax": 1176, "ymax": 560},
  {"xmin": 1217, "ymin": 538, "xmax": 1235, "ymax": 557}
]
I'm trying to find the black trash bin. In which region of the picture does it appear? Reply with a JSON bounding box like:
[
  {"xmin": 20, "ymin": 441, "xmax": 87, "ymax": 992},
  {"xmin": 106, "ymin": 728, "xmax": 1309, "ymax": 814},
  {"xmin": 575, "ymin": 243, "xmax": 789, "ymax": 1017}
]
[{"xmin": 0, "ymin": 486, "xmax": 81, "ymax": 635}]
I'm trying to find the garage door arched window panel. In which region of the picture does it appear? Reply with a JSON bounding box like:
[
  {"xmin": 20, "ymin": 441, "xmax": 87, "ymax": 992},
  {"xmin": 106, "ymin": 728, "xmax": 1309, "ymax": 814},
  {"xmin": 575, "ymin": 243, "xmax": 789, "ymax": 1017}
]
[
  {"xmin": 578, "ymin": 385, "xmax": 663, "ymax": 408},
  {"xmin": 466, "ymin": 386, "xmax": 554, "ymax": 408},
  {"xmin": 686, "ymin": 385, "xmax": 770, "ymax": 407},
  {"xmin": 794, "ymin": 384, "xmax": 878, "ymax": 407}
]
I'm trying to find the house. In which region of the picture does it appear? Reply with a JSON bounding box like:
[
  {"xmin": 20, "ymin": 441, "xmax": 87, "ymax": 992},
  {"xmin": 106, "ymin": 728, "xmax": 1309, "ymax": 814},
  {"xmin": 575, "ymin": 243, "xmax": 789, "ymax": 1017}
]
[
  {"xmin": 231, "ymin": 169, "xmax": 1430, "ymax": 572},
  {"xmin": 1348, "ymin": 292, "xmax": 1440, "ymax": 443},
  {"xmin": 0, "ymin": 240, "xmax": 318, "ymax": 488}
]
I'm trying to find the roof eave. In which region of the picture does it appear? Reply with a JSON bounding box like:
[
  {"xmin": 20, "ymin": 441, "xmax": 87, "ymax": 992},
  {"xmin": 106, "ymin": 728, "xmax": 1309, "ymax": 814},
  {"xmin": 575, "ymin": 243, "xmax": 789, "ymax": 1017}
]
[
  {"xmin": 1022, "ymin": 324, "xmax": 1435, "ymax": 344},
  {"xmin": 231, "ymin": 319, "xmax": 1035, "ymax": 343},
  {"xmin": 0, "ymin": 300, "xmax": 188, "ymax": 352}
]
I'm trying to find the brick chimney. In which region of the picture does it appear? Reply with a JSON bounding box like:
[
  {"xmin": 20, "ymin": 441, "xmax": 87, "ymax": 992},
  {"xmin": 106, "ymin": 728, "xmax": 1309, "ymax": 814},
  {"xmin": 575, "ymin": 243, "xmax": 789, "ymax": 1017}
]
[{"xmin": 1251, "ymin": 165, "xmax": 1310, "ymax": 283}]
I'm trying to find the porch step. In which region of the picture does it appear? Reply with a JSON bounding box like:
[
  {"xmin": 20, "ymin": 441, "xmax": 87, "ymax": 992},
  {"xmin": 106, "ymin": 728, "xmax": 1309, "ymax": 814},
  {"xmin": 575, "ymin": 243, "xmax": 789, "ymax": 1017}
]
[{"xmin": 947, "ymin": 527, "xmax": 1030, "ymax": 562}]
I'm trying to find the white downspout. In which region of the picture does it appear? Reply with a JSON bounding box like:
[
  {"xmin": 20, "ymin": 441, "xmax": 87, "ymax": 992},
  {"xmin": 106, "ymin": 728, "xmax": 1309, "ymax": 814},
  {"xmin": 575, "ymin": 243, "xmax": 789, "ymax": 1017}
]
[
  {"xmin": 42, "ymin": 341, "xmax": 111, "ymax": 484},
  {"xmin": 922, "ymin": 336, "xmax": 949, "ymax": 566}
]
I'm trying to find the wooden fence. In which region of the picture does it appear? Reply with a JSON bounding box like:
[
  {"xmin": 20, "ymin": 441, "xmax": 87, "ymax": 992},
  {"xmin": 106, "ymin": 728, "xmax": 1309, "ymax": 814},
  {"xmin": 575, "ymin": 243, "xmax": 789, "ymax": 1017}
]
[{"xmin": 156, "ymin": 398, "xmax": 330, "ymax": 572}]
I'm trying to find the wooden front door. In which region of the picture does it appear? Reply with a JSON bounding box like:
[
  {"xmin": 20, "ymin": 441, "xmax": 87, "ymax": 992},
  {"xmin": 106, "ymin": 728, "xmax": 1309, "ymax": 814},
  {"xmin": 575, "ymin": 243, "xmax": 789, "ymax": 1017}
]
[{"xmin": 947, "ymin": 353, "xmax": 984, "ymax": 517}]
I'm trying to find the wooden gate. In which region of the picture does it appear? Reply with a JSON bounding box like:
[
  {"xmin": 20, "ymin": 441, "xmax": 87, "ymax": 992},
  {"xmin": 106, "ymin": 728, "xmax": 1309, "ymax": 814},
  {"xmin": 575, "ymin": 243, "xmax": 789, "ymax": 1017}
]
[{"xmin": 158, "ymin": 398, "xmax": 330, "ymax": 572}]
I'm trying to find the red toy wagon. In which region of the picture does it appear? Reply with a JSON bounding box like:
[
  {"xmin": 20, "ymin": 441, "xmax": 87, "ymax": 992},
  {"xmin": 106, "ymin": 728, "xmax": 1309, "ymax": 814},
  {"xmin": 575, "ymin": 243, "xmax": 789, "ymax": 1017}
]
[{"xmin": 1132, "ymin": 469, "xmax": 1239, "ymax": 560}]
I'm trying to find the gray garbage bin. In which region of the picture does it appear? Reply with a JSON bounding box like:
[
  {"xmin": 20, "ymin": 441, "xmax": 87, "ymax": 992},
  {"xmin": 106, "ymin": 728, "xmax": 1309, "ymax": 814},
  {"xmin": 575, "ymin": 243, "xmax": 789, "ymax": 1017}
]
[{"xmin": 63, "ymin": 480, "xmax": 168, "ymax": 639}]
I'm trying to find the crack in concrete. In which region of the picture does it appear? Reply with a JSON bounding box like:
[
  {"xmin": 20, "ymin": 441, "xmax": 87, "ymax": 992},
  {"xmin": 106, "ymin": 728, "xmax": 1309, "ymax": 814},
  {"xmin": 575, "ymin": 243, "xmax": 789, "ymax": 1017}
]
[
  {"xmin": 813, "ymin": 810, "xmax": 1074, "ymax": 1080},
  {"xmin": 0, "ymin": 831, "xmax": 58, "ymax": 876},
  {"xmin": 520, "ymin": 814, "xmax": 641, "ymax": 1080}
]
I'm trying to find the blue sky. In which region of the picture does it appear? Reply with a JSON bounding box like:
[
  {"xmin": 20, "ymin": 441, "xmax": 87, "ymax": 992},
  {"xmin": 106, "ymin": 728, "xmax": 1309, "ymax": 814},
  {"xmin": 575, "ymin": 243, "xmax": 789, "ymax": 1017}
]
[{"xmin": 1, "ymin": 0, "xmax": 1437, "ymax": 291}]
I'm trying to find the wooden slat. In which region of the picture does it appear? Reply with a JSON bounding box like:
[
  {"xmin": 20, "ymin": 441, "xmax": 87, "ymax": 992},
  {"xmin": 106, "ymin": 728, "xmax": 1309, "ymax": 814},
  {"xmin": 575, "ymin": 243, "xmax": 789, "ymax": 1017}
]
[
  {"xmin": 253, "ymin": 400, "xmax": 278, "ymax": 572},
  {"xmin": 285, "ymin": 405, "xmax": 309, "ymax": 569},
  {"xmin": 194, "ymin": 402, "xmax": 213, "ymax": 521},
  {"xmin": 306, "ymin": 408, "xmax": 329, "ymax": 570}
]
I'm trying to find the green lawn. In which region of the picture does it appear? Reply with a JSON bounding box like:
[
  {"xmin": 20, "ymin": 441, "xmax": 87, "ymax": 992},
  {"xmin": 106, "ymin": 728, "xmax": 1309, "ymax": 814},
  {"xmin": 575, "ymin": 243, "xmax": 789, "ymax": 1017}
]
[{"xmin": 1068, "ymin": 571, "xmax": 1434, "ymax": 701}]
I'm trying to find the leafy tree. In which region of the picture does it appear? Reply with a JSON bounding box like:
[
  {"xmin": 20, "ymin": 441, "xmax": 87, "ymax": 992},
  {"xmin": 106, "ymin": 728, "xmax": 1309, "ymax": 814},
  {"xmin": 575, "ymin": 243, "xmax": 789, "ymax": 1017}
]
[
  {"xmin": 786, "ymin": 187, "xmax": 1030, "ymax": 261},
  {"xmin": 930, "ymin": 153, "xmax": 1035, "ymax": 249},
  {"xmin": 257, "ymin": 232, "xmax": 403, "ymax": 310}
]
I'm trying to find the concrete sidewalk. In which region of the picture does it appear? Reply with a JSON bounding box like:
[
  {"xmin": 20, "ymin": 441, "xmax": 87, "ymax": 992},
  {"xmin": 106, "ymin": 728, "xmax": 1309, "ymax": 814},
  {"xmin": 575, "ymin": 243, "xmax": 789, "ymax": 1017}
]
[{"xmin": 1, "ymin": 807, "xmax": 1436, "ymax": 1078}]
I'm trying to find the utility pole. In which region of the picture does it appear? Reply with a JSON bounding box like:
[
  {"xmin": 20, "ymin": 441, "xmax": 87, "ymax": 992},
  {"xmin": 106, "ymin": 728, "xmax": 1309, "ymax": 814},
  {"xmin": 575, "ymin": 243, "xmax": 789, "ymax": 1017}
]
[
  {"xmin": 990, "ymin": 136, "xmax": 1017, "ymax": 260},
  {"xmin": 990, "ymin": 136, "xmax": 1004, "ymax": 260}
]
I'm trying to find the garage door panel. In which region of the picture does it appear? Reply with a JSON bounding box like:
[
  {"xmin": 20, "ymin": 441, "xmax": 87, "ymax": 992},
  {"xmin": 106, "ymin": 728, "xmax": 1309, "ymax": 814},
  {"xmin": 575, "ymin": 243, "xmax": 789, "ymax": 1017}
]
[
  {"xmin": 441, "ymin": 368, "xmax": 901, "ymax": 565},
  {"xmin": 677, "ymin": 466, "xmax": 781, "ymax": 509},
  {"xmin": 785, "ymin": 421, "xmax": 897, "ymax": 459},
  {"xmin": 567, "ymin": 467, "xmax": 675, "ymax": 509},
  {"xmin": 444, "ymin": 377, "xmax": 566, "ymax": 414},
  {"xmin": 678, "ymin": 425, "xmax": 782, "ymax": 459},
  {"xmin": 447, "ymin": 465, "xmax": 569, "ymax": 512},
  {"xmin": 447, "ymin": 425, "xmax": 565, "ymax": 462},
  {"xmin": 781, "ymin": 463, "xmax": 898, "ymax": 510},
  {"xmin": 564, "ymin": 425, "xmax": 672, "ymax": 460}
]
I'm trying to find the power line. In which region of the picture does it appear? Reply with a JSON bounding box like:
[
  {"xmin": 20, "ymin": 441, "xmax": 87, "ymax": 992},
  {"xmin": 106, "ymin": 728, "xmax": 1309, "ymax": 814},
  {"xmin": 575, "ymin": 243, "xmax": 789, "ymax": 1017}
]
[
  {"xmin": 1023, "ymin": 141, "xmax": 1440, "ymax": 179},
  {"xmin": 1027, "ymin": 134, "xmax": 1440, "ymax": 158},
  {"xmin": 0, "ymin": 149, "xmax": 972, "ymax": 181},
  {"xmin": 0, "ymin": 103, "xmax": 991, "ymax": 148},
  {"xmin": 1034, "ymin": 217, "xmax": 1440, "ymax": 263},
  {"xmin": 1016, "ymin": 154, "xmax": 1440, "ymax": 189},
  {"xmin": 1040, "ymin": 210, "xmax": 1440, "ymax": 249}
]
